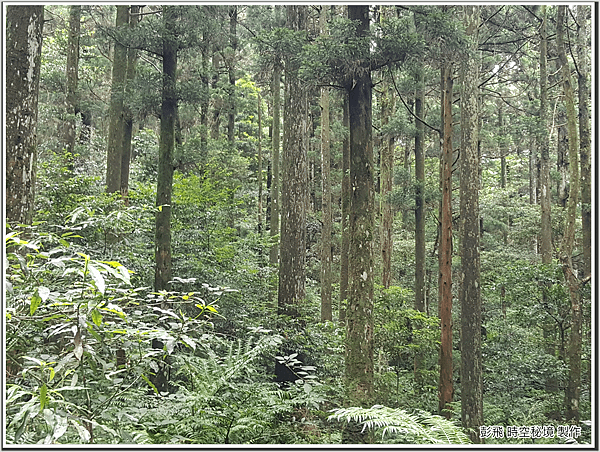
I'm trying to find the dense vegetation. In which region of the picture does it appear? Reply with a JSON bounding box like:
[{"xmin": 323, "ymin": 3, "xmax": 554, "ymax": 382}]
[{"xmin": 5, "ymin": 4, "xmax": 592, "ymax": 445}]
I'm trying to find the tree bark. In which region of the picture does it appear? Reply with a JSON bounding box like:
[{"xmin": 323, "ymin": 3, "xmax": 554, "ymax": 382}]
[
  {"xmin": 339, "ymin": 93, "xmax": 350, "ymax": 324},
  {"xmin": 6, "ymin": 5, "xmax": 44, "ymax": 227},
  {"xmin": 278, "ymin": 5, "xmax": 308, "ymax": 318},
  {"xmin": 538, "ymin": 5, "xmax": 552, "ymax": 264},
  {"xmin": 121, "ymin": 5, "xmax": 141, "ymax": 203},
  {"xmin": 269, "ymin": 64, "xmax": 282, "ymax": 265},
  {"xmin": 557, "ymin": 5, "xmax": 582, "ymax": 423},
  {"xmin": 106, "ymin": 6, "xmax": 129, "ymax": 194},
  {"xmin": 380, "ymin": 84, "xmax": 394, "ymax": 290},
  {"xmin": 438, "ymin": 60, "xmax": 454, "ymax": 419},
  {"xmin": 258, "ymin": 92, "xmax": 263, "ymax": 233},
  {"xmin": 320, "ymin": 6, "xmax": 333, "ymax": 322},
  {"xmin": 414, "ymin": 71, "xmax": 426, "ymax": 313},
  {"xmin": 577, "ymin": 5, "xmax": 591, "ymax": 278},
  {"xmin": 344, "ymin": 6, "xmax": 374, "ymax": 444},
  {"xmin": 459, "ymin": 5, "xmax": 482, "ymax": 443},
  {"xmin": 154, "ymin": 6, "xmax": 178, "ymax": 293},
  {"xmin": 227, "ymin": 6, "xmax": 237, "ymax": 146},
  {"xmin": 64, "ymin": 5, "xmax": 81, "ymax": 171}
]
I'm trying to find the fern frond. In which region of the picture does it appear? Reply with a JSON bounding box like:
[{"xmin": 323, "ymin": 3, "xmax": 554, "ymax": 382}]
[{"xmin": 328, "ymin": 405, "xmax": 471, "ymax": 444}]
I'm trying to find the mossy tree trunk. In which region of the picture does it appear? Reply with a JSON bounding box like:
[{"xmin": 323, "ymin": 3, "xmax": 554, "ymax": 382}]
[
  {"xmin": 154, "ymin": 6, "xmax": 178, "ymax": 294},
  {"xmin": 538, "ymin": 5, "xmax": 552, "ymax": 265},
  {"xmin": 339, "ymin": 93, "xmax": 350, "ymax": 324},
  {"xmin": 6, "ymin": 5, "xmax": 44, "ymax": 227},
  {"xmin": 269, "ymin": 64, "xmax": 282, "ymax": 266},
  {"xmin": 320, "ymin": 5, "xmax": 333, "ymax": 322},
  {"xmin": 106, "ymin": 5, "xmax": 129, "ymax": 194},
  {"xmin": 577, "ymin": 5, "xmax": 591, "ymax": 278},
  {"xmin": 120, "ymin": 5, "xmax": 141, "ymax": 203},
  {"xmin": 64, "ymin": 5, "xmax": 80, "ymax": 171},
  {"xmin": 459, "ymin": 5, "xmax": 483, "ymax": 443},
  {"xmin": 557, "ymin": 5, "xmax": 582, "ymax": 423},
  {"xmin": 344, "ymin": 5, "xmax": 374, "ymax": 444}
]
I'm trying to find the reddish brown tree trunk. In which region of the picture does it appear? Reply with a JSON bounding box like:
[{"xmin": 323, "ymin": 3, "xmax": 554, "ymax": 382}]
[{"xmin": 438, "ymin": 61, "xmax": 454, "ymax": 419}]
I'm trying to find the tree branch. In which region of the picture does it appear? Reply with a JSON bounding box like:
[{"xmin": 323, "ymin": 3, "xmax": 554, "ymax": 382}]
[{"xmin": 387, "ymin": 66, "xmax": 441, "ymax": 136}]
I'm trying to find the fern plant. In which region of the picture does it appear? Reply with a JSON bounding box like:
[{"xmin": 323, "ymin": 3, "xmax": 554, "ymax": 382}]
[{"xmin": 328, "ymin": 405, "xmax": 471, "ymax": 444}]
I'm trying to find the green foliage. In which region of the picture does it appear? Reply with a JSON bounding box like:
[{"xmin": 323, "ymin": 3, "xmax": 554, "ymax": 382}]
[{"xmin": 329, "ymin": 405, "xmax": 470, "ymax": 444}]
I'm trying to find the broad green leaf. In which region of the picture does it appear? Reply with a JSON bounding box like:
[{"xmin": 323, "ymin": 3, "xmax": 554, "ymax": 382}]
[
  {"xmin": 91, "ymin": 308, "xmax": 103, "ymax": 327},
  {"xmin": 141, "ymin": 374, "xmax": 158, "ymax": 394},
  {"xmin": 30, "ymin": 294, "xmax": 42, "ymax": 315},
  {"xmin": 39, "ymin": 384, "xmax": 48, "ymax": 411},
  {"xmin": 87, "ymin": 264, "xmax": 105, "ymax": 295},
  {"xmin": 48, "ymin": 367, "xmax": 55, "ymax": 382}
]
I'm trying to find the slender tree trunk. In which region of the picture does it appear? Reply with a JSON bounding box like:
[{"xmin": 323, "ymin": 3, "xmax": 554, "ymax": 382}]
[
  {"xmin": 154, "ymin": 7, "xmax": 178, "ymax": 293},
  {"xmin": 344, "ymin": 6, "xmax": 374, "ymax": 444},
  {"xmin": 539, "ymin": 5, "xmax": 552, "ymax": 264},
  {"xmin": 278, "ymin": 6, "xmax": 308, "ymax": 317},
  {"xmin": 106, "ymin": 6, "xmax": 129, "ymax": 194},
  {"xmin": 199, "ymin": 36, "xmax": 210, "ymax": 156},
  {"xmin": 320, "ymin": 6, "xmax": 333, "ymax": 322},
  {"xmin": 227, "ymin": 6, "xmax": 237, "ymax": 146},
  {"xmin": 459, "ymin": 5, "xmax": 482, "ymax": 442},
  {"xmin": 270, "ymin": 64, "xmax": 282, "ymax": 265},
  {"xmin": 258, "ymin": 92, "xmax": 263, "ymax": 233},
  {"xmin": 438, "ymin": 60, "xmax": 454, "ymax": 419},
  {"xmin": 577, "ymin": 5, "xmax": 591, "ymax": 278},
  {"xmin": 413, "ymin": 67, "xmax": 426, "ymax": 384},
  {"xmin": 6, "ymin": 5, "xmax": 44, "ymax": 227},
  {"xmin": 380, "ymin": 84, "xmax": 394, "ymax": 290},
  {"xmin": 339, "ymin": 93, "xmax": 350, "ymax": 324},
  {"xmin": 414, "ymin": 72, "xmax": 426, "ymax": 312},
  {"xmin": 64, "ymin": 5, "xmax": 80, "ymax": 171},
  {"xmin": 557, "ymin": 5, "xmax": 582, "ymax": 423},
  {"xmin": 210, "ymin": 53, "xmax": 221, "ymax": 140},
  {"xmin": 121, "ymin": 5, "xmax": 141, "ymax": 204}
]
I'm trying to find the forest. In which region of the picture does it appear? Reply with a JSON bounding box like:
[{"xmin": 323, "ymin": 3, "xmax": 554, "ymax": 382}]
[{"xmin": 4, "ymin": 4, "xmax": 594, "ymax": 445}]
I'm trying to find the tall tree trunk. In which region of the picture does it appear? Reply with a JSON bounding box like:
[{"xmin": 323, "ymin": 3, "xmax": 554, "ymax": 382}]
[
  {"xmin": 154, "ymin": 6, "xmax": 178, "ymax": 293},
  {"xmin": 344, "ymin": 6, "xmax": 374, "ymax": 444},
  {"xmin": 438, "ymin": 60, "xmax": 454, "ymax": 419},
  {"xmin": 539, "ymin": 5, "xmax": 552, "ymax": 264},
  {"xmin": 320, "ymin": 6, "xmax": 333, "ymax": 322},
  {"xmin": 257, "ymin": 92, "xmax": 263, "ymax": 233},
  {"xmin": 380, "ymin": 84, "xmax": 394, "ymax": 290},
  {"xmin": 106, "ymin": 6, "xmax": 129, "ymax": 194},
  {"xmin": 6, "ymin": 5, "xmax": 44, "ymax": 227},
  {"xmin": 227, "ymin": 6, "xmax": 237, "ymax": 146},
  {"xmin": 199, "ymin": 35, "xmax": 210, "ymax": 156},
  {"xmin": 269, "ymin": 64, "xmax": 282, "ymax": 265},
  {"xmin": 414, "ymin": 71, "xmax": 426, "ymax": 313},
  {"xmin": 459, "ymin": 5, "xmax": 482, "ymax": 442},
  {"xmin": 121, "ymin": 5, "xmax": 141, "ymax": 204},
  {"xmin": 577, "ymin": 5, "xmax": 591, "ymax": 278},
  {"xmin": 413, "ymin": 66, "xmax": 426, "ymax": 384},
  {"xmin": 278, "ymin": 6, "xmax": 308, "ymax": 318},
  {"xmin": 64, "ymin": 5, "xmax": 80, "ymax": 171},
  {"xmin": 210, "ymin": 52, "xmax": 221, "ymax": 140},
  {"xmin": 557, "ymin": 5, "xmax": 582, "ymax": 423},
  {"xmin": 339, "ymin": 93, "xmax": 350, "ymax": 324},
  {"xmin": 556, "ymin": 112, "xmax": 569, "ymax": 208}
]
